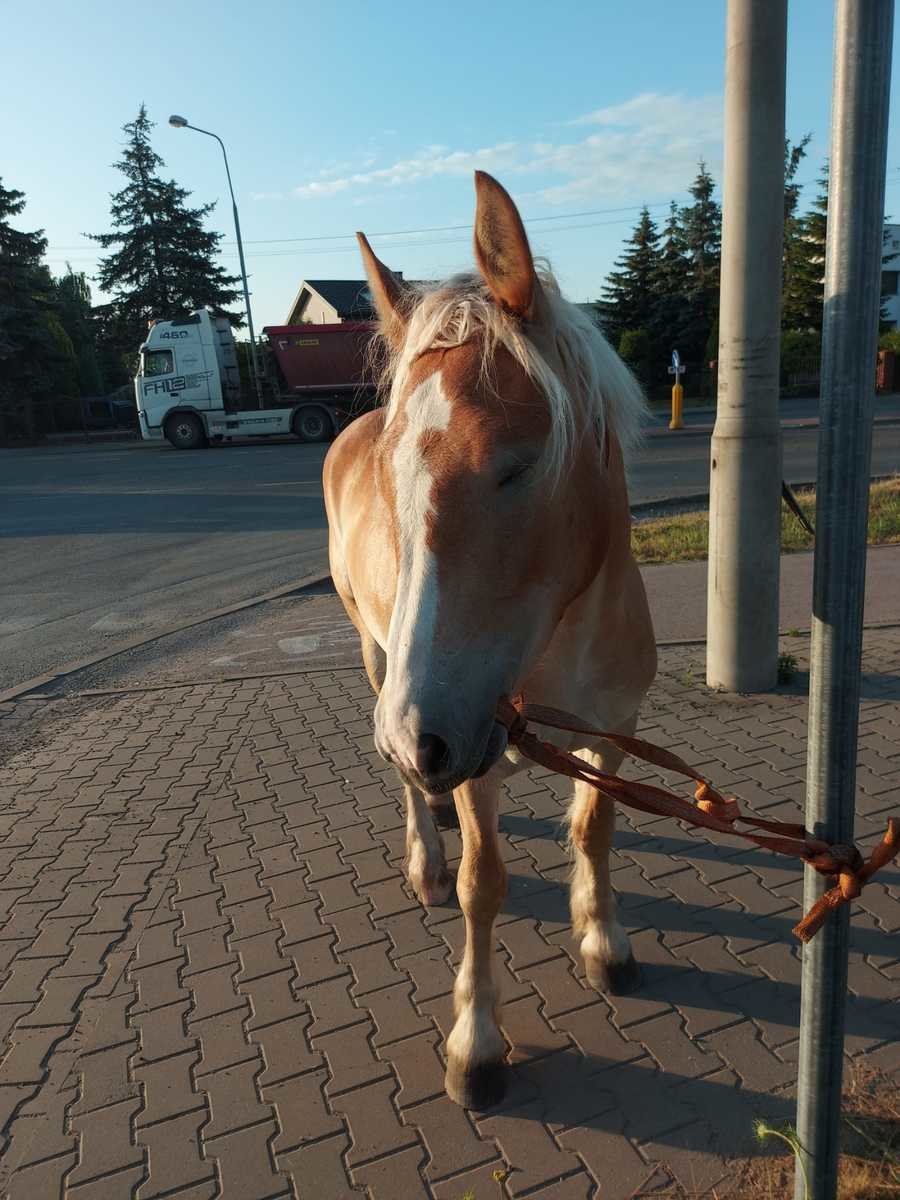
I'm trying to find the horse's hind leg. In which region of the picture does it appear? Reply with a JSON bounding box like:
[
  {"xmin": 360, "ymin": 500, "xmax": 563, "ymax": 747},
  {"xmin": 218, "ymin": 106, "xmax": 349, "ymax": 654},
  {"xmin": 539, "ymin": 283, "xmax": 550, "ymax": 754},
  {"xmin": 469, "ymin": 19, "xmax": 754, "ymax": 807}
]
[{"xmin": 568, "ymin": 727, "xmax": 641, "ymax": 995}]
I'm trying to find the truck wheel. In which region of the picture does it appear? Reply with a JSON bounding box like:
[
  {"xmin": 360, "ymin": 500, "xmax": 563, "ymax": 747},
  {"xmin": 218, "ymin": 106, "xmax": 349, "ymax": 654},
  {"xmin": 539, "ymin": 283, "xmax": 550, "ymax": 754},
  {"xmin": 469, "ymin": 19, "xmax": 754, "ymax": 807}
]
[
  {"xmin": 293, "ymin": 406, "xmax": 332, "ymax": 443},
  {"xmin": 165, "ymin": 413, "xmax": 206, "ymax": 450}
]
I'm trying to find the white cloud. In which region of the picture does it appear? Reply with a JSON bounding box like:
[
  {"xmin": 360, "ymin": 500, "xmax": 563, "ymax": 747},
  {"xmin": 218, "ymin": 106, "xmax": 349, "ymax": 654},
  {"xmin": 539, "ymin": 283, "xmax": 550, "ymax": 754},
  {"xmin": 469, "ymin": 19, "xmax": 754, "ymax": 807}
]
[
  {"xmin": 293, "ymin": 142, "xmax": 520, "ymax": 199},
  {"xmin": 289, "ymin": 94, "xmax": 722, "ymax": 206}
]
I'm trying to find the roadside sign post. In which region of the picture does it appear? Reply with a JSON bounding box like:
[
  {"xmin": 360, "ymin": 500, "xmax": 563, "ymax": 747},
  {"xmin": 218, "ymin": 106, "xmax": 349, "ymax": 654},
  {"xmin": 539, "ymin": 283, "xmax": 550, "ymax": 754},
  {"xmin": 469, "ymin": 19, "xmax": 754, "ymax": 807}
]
[
  {"xmin": 794, "ymin": 3, "xmax": 893, "ymax": 1197},
  {"xmin": 668, "ymin": 350, "xmax": 685, "ymax": 429}
]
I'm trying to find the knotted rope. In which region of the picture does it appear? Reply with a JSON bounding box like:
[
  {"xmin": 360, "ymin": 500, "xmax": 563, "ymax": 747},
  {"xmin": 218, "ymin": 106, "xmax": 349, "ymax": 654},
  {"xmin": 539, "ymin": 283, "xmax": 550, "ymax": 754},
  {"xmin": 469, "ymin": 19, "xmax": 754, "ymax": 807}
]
[{"xmin": 496, "ymin": 696, "xmax": 899, "ymax": 943}]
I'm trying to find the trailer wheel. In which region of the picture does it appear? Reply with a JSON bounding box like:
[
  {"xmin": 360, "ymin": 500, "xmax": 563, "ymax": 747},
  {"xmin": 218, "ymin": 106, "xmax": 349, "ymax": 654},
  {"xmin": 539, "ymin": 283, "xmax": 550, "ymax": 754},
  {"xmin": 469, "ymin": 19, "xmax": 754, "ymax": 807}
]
[
  {"xmin": 165, "ymin": 413, "xmax": 207, "ymax": 450},
  {"xmin": 293, "ymin": 406, "xmax": 332, "ymax": 443}
]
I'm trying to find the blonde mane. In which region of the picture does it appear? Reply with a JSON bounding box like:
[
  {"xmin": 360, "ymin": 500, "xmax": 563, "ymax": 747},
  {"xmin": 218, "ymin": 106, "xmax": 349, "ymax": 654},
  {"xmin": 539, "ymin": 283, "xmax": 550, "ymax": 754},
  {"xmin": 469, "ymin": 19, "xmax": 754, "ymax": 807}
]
[{"xmin": 376, "ymin": 262, "xmax": 647, "ymax": 482}]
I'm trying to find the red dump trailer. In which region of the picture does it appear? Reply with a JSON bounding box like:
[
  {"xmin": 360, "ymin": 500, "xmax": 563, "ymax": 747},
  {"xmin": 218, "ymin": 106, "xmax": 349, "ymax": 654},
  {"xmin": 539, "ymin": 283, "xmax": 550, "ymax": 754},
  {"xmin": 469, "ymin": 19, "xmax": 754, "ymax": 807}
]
[{"xmin": 263, "ymin": 322, "xmax": 375, "ymax": 395}]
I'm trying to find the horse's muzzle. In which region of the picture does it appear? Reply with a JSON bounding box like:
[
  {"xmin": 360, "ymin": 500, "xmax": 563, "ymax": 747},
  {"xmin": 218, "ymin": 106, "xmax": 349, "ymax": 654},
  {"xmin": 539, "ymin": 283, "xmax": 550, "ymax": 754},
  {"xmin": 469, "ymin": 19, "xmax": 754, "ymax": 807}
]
[{"xmin": 376, "ymin": 714, "xmax": 510, "ymax": 795}]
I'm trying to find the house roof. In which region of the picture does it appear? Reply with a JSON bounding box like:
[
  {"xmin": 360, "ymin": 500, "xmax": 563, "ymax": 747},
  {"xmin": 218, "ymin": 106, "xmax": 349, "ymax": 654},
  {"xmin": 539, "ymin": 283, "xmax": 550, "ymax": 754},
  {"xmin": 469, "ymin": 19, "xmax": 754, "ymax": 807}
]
[
  {"xmin": 285, "ymin": 279, "xmax": 376, "ymax": 324},
  {"xmin": 304, "ymin": 280, "xmax": 375, "ymax": 319}
]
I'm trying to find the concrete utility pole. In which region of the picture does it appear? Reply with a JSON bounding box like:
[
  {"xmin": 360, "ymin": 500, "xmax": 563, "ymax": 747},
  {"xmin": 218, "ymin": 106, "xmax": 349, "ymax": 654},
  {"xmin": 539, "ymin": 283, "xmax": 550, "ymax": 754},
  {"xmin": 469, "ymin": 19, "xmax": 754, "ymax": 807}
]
[
  {"xmin": 794, "ymin": 3, "xmax": 894, "ymax": 1197},
  {"xmin": 706, "ymin": 0, "xmax": 787, "ymax": 692}
]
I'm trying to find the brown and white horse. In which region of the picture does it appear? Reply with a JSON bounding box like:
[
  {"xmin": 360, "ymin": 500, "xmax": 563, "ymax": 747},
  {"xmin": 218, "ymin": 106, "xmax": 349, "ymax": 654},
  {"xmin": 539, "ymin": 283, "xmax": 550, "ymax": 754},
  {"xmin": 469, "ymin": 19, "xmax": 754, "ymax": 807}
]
[{"xmin": 324, "ymin": 172, "xmax": 656, "ymax": 1109}]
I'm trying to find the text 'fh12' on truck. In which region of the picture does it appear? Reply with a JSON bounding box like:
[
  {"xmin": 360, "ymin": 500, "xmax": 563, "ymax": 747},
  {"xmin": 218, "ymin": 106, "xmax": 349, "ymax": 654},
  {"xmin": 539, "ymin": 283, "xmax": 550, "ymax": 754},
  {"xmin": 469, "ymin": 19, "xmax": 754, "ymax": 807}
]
[{"xmin": 134, "ymin": 307, "xmax": 380, "ymax": 449}]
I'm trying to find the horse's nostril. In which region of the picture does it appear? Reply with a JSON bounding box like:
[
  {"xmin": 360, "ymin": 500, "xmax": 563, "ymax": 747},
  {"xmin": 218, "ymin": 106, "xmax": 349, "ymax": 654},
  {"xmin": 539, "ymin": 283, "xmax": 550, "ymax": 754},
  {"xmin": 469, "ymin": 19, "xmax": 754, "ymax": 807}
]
[{"xmin": 414, "ymin": 734, "xmax": 451, "ymax": 778}]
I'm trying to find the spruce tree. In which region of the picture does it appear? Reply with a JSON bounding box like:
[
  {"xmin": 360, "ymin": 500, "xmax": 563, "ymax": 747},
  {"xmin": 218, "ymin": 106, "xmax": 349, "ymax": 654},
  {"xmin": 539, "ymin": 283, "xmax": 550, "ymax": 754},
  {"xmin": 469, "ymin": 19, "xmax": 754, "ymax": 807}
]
[
  {"xmin": 55, "ymin": 267, "xmax": 104, "ymax": 396},
  {"xmin": 679, "ymin": 161, "xmax": 722, "ymax": 360},
  {"xmin": 0, "ymin": 178, "xmax": 70, "ymax": 439},
  {"xmin": 649, "ymin": 201, "xmax": 690, "ymax": 358},
  {"xmin": 781, "ymin": 135, "xmax": 812, "ymax": 330},
  {"xmin": 88, "ymin": 105, "xmax": 242, "ymax": 367},
  {"xmin": 599, "ymin": 206, "xmax": 661, "ymax": 349},
  {"xmin": 793, "ymin": 164, "xmax": 829, "ymax": 331}
]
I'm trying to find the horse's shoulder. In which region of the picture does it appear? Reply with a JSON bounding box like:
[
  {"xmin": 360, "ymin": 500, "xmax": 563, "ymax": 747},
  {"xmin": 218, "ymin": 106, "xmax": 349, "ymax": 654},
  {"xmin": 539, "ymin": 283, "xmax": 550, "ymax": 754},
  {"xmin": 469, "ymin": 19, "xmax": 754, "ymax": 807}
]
[{"xmin": 324, "ymin": 409, "xmax": 384, "ymax": 497}]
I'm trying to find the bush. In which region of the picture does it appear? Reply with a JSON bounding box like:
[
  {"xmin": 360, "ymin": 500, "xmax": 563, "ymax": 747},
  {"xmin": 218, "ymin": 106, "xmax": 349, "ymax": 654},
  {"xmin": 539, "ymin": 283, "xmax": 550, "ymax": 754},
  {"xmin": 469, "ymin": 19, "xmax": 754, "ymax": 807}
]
[
  {"xmin": 878, "ymin": 329, "xmax": 900, "ymax": 353},
  {"xmin": 781, "ymin": 329, "xmax": 821, "ymax": 374},
  {"xmin": 618, "ymin": 328, "xmax": 653, "ymax": 386}
]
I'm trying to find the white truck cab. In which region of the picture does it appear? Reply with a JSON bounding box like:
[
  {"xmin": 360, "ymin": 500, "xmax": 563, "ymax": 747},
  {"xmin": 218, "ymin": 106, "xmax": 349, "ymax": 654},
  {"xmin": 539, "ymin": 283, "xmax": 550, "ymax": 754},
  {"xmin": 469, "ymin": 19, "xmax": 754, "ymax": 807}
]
[
  {"xmin": 135, "ymin": 307, "xmax": 373, "ymax": 449},
  {"xmin": 135, "ymin": 308, "xmax": 251, "ymax": 447}
]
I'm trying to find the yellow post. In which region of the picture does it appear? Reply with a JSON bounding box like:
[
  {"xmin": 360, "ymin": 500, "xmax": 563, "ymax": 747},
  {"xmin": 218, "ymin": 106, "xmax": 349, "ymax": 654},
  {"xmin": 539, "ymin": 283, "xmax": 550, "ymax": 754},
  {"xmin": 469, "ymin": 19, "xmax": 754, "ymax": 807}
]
[{"xmin": 669, "ymin": 381, "xmax": 684, "ymax": 430}]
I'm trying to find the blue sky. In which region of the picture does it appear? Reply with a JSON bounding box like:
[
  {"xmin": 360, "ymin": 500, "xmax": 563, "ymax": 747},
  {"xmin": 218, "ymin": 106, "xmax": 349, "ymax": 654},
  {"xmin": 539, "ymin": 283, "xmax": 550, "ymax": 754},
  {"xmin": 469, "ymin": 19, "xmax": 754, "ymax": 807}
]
[{"xmin": 4, "ymin": 0, "xmax": 899, "ymax": 331}]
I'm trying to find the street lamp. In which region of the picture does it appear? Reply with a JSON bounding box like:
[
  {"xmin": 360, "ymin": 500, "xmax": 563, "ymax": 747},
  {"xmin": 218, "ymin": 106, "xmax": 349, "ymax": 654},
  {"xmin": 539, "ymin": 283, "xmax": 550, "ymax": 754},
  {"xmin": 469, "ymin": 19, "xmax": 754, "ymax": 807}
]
[{"xmin": 169, "ymin": 114, "xmax": 263, "ymax": 407}]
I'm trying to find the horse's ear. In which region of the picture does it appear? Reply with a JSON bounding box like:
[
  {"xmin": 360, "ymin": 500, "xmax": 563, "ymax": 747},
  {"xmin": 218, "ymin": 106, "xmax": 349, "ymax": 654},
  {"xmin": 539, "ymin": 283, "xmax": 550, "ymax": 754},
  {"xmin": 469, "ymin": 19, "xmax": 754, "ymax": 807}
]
[
  {"xmin": 357, "ymin": 232, "xmax": 408, "ymax": 350},
  {"xmin": 473, "ymin": 171, "xmax": 538, "ymax": 320}
]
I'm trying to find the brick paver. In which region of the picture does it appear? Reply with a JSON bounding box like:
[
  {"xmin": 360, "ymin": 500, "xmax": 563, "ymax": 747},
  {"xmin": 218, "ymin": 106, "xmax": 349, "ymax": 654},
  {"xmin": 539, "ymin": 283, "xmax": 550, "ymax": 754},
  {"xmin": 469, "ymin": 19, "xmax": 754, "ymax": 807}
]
[{"xmin": 0, "ymin": 628, "xmax": 897, "ymax": 1199}]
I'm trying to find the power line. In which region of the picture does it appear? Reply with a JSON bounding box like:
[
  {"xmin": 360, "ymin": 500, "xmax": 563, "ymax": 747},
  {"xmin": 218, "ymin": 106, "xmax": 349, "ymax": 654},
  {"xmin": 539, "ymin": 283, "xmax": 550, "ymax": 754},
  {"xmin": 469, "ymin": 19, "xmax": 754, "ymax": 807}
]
[
  {"xmin": 41, "ymin": 174, "xmax": 900, "ymax": 266},
  {"xmin": 44, "ymin": 211, "xmax": 669, "ymax": 264},
  {"xmin": 44, "ymin": 199, "xmax": 674, "ymax": 253}
]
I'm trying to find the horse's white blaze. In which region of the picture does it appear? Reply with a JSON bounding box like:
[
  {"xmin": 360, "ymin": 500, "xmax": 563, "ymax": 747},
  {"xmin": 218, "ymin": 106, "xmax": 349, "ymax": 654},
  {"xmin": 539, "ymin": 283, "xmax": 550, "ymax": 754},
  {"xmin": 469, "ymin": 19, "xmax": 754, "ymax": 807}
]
[{"xmin": 382, "ymin": 374, "xmax": 452, "ymax": 741}]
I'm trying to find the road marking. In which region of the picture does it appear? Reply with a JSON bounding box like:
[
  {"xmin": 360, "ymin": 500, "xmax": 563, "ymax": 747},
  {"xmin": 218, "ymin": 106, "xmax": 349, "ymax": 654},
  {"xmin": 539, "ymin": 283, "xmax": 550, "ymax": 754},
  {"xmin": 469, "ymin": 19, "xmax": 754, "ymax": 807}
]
[
  {"xmin": 89, "ymin": 614, "xmax": 148, "ymax": 634},
  {"xmin": 277, "ymin": 636, "xmax": 321, "ymax": 655}
]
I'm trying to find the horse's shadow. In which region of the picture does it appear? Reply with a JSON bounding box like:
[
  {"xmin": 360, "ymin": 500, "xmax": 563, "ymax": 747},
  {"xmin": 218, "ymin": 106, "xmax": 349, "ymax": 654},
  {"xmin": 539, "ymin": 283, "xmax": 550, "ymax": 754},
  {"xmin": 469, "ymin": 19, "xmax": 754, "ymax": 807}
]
[
  {"xmin": 503, "ymin": 874, "xmax": 900, "ymax": 961},
  {"xmin": 484, "ymin": 1041, "xmax": 796, "ymax": 1160},
  {"xmin": 483, "ymin": 1040, "xmax": 899, "ymax": 1186}
]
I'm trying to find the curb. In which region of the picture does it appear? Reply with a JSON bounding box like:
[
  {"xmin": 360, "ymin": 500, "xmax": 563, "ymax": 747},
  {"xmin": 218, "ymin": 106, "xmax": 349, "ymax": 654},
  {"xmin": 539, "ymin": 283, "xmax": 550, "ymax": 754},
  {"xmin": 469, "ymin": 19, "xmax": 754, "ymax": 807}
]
[
  {"xmin": 655, "ymin": 617, "xmax": 900, "ymax": 649},
  {"xmin": 0, "ymin": 566, "xmax": 332, "ymax": 705},
  {"xmin": 642, "ymin": 414, "xmax": 900, "ymax": 439},
  {"xmin": 30, "ymin": 618, "xmax": 900, "ymax": 699},
  {"xmin": 631, "ymin": 471, "xmax": 897, "ymax": 518}
]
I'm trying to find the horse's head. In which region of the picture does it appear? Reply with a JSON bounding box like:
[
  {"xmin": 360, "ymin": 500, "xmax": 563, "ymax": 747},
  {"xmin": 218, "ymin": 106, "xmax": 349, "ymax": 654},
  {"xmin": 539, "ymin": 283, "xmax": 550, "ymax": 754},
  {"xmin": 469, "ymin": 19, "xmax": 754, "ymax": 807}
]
[{"xmin": 360, "ymin": 172, "xmax": 644, "ymax": 794}]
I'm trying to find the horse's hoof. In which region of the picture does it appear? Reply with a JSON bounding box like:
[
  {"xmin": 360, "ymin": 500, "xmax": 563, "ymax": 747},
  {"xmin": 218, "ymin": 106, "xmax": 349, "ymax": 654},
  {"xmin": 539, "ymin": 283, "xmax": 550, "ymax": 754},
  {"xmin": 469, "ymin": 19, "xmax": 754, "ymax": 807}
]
[
  {"xmin": 595, "ymin": 953, "xmax": 642, "ymax": 995},
  {"xmin": 430, "ymin": 802, "xmax": 459, "ymax": 831},
  {"xmin": 418, "ymin": 869, "xmax": 455, "ymax": 907},
  {"xmin": 445, "ymin": 1056, "xmax": 508, "ymax": 1110}
]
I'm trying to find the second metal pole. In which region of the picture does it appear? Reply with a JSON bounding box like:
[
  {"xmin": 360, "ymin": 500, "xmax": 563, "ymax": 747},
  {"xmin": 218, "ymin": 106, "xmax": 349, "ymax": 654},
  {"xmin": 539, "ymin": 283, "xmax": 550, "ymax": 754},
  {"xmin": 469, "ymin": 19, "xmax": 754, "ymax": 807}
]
[
  {"xmin": 794, "ymin": 3, "xmax": 894, "ymax": 1197},
  {"xmin": 706, "ymin": 0, "xmax": 787, "ymax": 692}
]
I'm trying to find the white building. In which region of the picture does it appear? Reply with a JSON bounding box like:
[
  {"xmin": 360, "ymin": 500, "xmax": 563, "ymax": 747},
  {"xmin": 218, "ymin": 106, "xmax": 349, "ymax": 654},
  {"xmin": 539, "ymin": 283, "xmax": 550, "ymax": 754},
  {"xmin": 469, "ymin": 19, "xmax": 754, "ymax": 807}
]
[{"xmin": 884, "ymin": 223, "xmax": 900, "ymax": 330}]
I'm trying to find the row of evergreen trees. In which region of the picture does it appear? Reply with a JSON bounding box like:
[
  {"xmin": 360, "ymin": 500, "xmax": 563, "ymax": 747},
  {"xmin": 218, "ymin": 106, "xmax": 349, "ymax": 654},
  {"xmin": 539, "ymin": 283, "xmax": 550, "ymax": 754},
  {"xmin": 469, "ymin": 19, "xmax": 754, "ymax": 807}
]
[
  {"xmin": 0, "ymin": 106, "xmax": 241, "ymax": 439},
  {"xmin": 597, "ymin": 138, "xmax": 830, "ymax": 387}
]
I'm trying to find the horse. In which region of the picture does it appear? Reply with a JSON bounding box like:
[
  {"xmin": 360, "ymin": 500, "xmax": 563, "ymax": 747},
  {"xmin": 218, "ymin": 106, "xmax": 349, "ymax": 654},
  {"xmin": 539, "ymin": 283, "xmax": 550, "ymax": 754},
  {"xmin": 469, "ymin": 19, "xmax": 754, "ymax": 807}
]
[{"xmin": 323, "ymin": 171, "xmax": 657, "ymax": 1110}]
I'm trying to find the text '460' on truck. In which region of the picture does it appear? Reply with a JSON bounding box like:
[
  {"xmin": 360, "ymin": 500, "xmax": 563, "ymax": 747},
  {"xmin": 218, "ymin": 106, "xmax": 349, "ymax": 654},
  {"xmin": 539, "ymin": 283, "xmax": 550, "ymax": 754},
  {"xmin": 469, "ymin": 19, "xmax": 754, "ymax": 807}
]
[{"xmin": 134, "ymin": 308, "xmax": 378, "ymax": 449}]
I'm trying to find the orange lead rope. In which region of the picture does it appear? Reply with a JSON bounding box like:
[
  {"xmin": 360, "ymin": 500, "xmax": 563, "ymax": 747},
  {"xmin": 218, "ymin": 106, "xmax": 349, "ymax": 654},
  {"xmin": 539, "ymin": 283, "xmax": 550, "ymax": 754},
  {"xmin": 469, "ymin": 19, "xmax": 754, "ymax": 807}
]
[{"xmin": 495, "ymin": 696, "xmax": 900, "ymax": 943}]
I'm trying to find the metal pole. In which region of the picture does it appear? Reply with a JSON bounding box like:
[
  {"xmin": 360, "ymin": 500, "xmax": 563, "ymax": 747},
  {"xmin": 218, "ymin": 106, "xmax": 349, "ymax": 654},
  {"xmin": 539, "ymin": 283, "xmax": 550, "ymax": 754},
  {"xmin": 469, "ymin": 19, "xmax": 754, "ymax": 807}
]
[
  {"xmin": 185, "ymin": 124, "xmax": 264, "ymax": 408},
  {"xmin": 794, "ymin": 3, "xmax": 893, "ymax": 1196},
  {"xmin": 706, "ymin": 0, "xmax": 787, "ymax": 692}
]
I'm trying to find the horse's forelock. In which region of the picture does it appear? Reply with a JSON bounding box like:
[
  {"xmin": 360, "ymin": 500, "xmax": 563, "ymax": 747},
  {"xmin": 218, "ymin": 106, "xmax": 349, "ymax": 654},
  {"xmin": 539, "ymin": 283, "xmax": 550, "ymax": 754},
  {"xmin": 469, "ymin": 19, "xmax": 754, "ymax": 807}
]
[{"xmin": 374, "ymin": 265, "xmax": 647, "ymax": 483}]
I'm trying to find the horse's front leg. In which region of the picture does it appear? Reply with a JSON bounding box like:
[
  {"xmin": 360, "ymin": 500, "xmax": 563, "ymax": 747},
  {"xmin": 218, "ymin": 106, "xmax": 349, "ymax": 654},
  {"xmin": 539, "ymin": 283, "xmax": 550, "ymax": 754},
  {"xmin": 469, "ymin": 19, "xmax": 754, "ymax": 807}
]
[
  {"xmin": 568, "ymin": 731, "xmax": 642, "ymax": 994},
  {"xmin": 404, "ymin": 782, "xmax": 453, "ymax": 905},
  {"xmin": 444, "ymin": 774, "xmax": 507, "ymax": 1109}
]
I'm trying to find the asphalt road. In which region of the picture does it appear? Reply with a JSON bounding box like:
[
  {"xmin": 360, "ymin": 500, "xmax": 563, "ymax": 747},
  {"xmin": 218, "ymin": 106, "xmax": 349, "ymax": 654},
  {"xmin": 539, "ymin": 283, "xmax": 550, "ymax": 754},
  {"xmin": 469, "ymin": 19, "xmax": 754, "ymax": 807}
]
[
  {"xmin": 0, "ymin": 440, "xmax": 328, "ymax": 692},
  {"xmin": 2, "ymin": 420, "xmax": 899, "ymax": 692}
]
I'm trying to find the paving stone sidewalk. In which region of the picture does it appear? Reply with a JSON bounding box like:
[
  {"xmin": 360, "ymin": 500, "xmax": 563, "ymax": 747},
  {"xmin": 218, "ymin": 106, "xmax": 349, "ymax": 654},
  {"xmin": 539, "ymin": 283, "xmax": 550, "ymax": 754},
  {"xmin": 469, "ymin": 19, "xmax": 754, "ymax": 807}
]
[{"xmin": 0, "ymin": 630, "xmax": 897, "ymax": 1200}]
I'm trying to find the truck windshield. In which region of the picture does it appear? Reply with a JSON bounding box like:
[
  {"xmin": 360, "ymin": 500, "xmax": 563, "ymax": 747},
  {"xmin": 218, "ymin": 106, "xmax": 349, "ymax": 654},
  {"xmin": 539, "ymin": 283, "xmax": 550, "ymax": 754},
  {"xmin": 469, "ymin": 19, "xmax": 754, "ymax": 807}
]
[{"xmin": 142, "ymin": 349, "xmax": 175, "ymax": 377}]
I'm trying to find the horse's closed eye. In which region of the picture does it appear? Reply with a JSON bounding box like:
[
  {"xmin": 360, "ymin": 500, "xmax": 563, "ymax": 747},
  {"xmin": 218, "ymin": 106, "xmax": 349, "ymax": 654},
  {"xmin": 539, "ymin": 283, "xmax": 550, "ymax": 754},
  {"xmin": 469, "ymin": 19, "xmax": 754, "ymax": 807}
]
[{"xmin": 498, "ymin": 464, "xmax": 532, "ymax": 489}]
